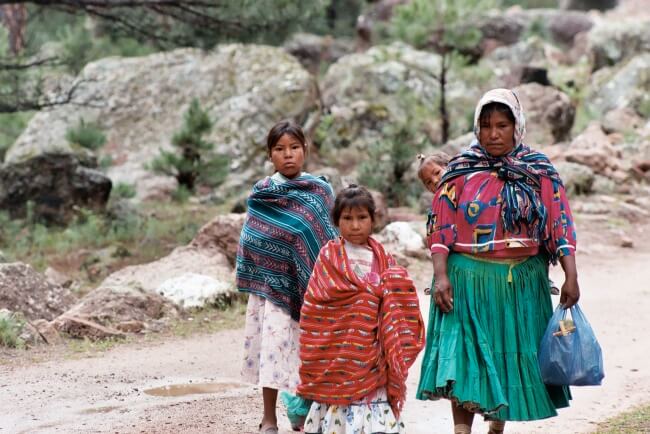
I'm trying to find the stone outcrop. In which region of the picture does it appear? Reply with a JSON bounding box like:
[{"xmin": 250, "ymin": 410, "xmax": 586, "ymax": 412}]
[
  {"xmin": 6, "ymin": 45, "xmax": 318, "ymax": 200},
  {"xmin": 588, "ymin": 19, "xmax": 650, "ymax": 70},
  {"xmin": 0, "ymin": 153, "xmax": 111, "ymax": 224},
  {"xmin": 189, "ymin": 213, "xmax": 246, "ymax": 267},
  {"xmin": 514, "ymin": 83, "xmax": 575, "ymax": 145},
  {"xmin": 586, "ymin": 53, "xmax": 650, "ymax": 116},
  {"xmin": 317, "ymin": 43, "xmax": 480, "ymax": 168},
  {"xmin": 0, "ymin": 262, "xmax": 76, "ymax": 321}
]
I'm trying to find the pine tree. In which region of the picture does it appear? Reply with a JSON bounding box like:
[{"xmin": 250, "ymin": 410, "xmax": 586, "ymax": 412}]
[{"xmin": 150, "ymin": 99, "xmax": 228, "ymax": 192}]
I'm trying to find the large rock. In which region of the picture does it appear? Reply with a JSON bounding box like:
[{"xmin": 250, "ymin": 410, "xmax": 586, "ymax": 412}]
[
  {"xmin": 100, "ymin": 246, "xmax": 234, "ymax": 298},
  {"xmin": 189, "ymin": 213, "xmax": 246, "ymax": 267},
  {"xmin": 555, "ymin": 161, "xmax": 595, "ymax": 196},
  {"xmin": 477, "ymin": 9, "xmax": 593, "ymax": 54},
  {"xmin": 588, "ymin": 19, "xmax": 650, "ymax": 70},
  {"xmin": 586, "ymin": 53, "xmax": 650, "ymax": 116},
  {"xmin": 514, "ymin": 83, "xmax": 575, "ymax": 145},
  {"xmin": 0, "ymin": 262, "xmax": 76, "ymax": 321},
  {"xmin": 564, "ymin": 122, "xmax": 627, "ymax": 180},
  {"xmin": 374, "ymin": 221, "xmax": 427, "ymax": 260},
  {"xmin": 560, "ymin": 0, "xmax": 618, "ymax": 11},
  {"xmin": 157, "ymin": 273, "xmax": 234, "ymax": 309},
  {"xmin": 0, "ymin": 153, "xmax": 111, "ymax": 224},
  {"xmin": 6, "ymin": 45, "xmax": 318, "ymax": 199},
  {"xmin": 316, "ymin": 43, "xmax": 482, "ymax": 167},
  {"xmin": 283, "ymin": 33, "xmax": 354, "ymax": 74},
  {"xmin": 61, "ymin": 285, "xmax": 177, "ymax": 333}
]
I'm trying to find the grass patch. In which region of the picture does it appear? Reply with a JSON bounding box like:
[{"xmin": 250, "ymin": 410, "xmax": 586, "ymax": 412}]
[
  {"xmin": 594, "ymin": 403, "xmax": 650, "ymax": 433},
  {"xmin": 0, "ymin": 201, "xmax": 227, "ymax": 292},
  {"xmin": 0, "ymin": 313, "xmax": 25, "ymax": 349},
  {"xmin": 170, "ymin": 298, "xmax": 247, "ymax": 338},
  {"xmin": 65, "ymin": 336, "xmax": 126, "ymax": 357}
]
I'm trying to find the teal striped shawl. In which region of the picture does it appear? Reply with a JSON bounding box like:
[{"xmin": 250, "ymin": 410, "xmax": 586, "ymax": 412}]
[{"xmin": 236, "ymin": 173, "xmax": 338, "ymax": 320}]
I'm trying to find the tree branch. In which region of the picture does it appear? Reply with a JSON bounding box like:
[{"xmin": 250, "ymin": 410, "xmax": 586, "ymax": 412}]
[{"xmin": 0, "ymin": 56, "xmax": 60, "ymax": 70}]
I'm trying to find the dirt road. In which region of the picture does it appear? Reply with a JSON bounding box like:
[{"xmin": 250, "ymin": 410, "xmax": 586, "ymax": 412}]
[{"xmin": 2, "ymin": 247, "xmax": 649, "ymax": 433}]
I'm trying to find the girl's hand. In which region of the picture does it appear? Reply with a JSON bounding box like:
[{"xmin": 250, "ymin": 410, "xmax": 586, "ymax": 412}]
[
  {"xmin": 560, "ymin": 277, "xmax": 580, "ymax": 309},
  {"xmin": 433, "ymin": 274, "xmax": 454, "ymax": 313}
]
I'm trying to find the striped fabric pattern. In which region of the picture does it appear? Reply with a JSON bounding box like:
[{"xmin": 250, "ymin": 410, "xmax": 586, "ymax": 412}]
[
  {"xmin": 298, "ymin": 237, "xmax": 425, "ymax": 416},
  {"xmin": 236, "ymin": 174, "xmax": 338, "ymax": 321},
  {"xmin": 440, "ymin": 140, "xmax": 563, "ymax": 261}
]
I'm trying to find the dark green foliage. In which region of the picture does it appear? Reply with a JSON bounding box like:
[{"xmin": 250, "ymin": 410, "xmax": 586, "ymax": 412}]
[
  {"xmin": 149, "ymin": 99, "xmax": 228, "ymax": 192},
  {"xmin": 65, "ymin": 118, "xmax": 107, "ymax": 150},
  {"xmin": 0, "ymin": 312, "xmax": 24, "ymax": 349},
  {"xmin": 358, "ymin": 124, "xmax": 429, "ymax": 206},
  {"xmin": 0, "ymin": 111, "xmax": 33, "ymax": 160},
  {"xmin": 388, "ymin": 0, "xmax": 496, "ymax": 142},
  {"xmin": 112, "ymin": 183, "xmax": 136, "ymax": 199}
]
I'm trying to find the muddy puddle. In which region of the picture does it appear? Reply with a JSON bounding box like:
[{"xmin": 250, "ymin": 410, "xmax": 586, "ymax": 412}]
[{"xmin": 144, "ymin": 382, "xmax": 242, "ymax": 397}]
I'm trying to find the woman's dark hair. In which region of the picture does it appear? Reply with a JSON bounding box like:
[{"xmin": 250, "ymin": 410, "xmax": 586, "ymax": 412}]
[
  {"xmin": 479, "ymin": 102, "xmax": 515, "ymax": 125},
  {"xmin": 331, "ymin": 184, "xmax": 376, "ymax": 225},
  {"xmin": 266, "ymin": 120, "xmax": 307, "ymax": 156}
]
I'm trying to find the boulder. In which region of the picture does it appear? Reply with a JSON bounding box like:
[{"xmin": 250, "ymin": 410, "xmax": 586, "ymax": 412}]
[
  {"xmin": 560, "ymin": 0, "xmax": 618, "ymax": 11},
  {"xmin": 61, "ymin": 285, "xmax": 178, "ymax": 332},
  {"xmin": 375, "ymin": 221, "xmax": 427, "ymax": 259},
  {"xmin": 157, "ymin": 273, "xmax": 234, "ymax": 309},
  {"xmin": 588, "ymin": 20, "xmax": 650, "ymax": 70},
  {"xmin": 283, "ymin": 33, "xmax": 354, "ymax": 74},
  {"xmin": 555, "ymin": 161, "xmax": 595, "ymax": 196},
  {"xmin": 317, "ymin": 43, "xmax": 481, "ymax": 167},
  {"xmin": 54, "ymin": 315, "xmax": 125, "ymax": 341},
  {"xmin": 514, "ymin": 83, "xmax": 575, "ymax": 145},
  {"xmin": 190, "ymin": 214, "xmax": 246, "ymax": 267},
  {"xmin": 99, "ymin": 245, "xmax": 234, "ymax": 297},
  {"xmin": 564, "ymin": 122, "xmax": 626, "ymax": 179},
  {"xmin": 586, "ymin": 53, "xmax": 650, "ymax": 116},
  {"xmin": 0, "ymin": 153, "xmax": 111, "ymax": 224},
  {"xmin": 5, "ymin": 45, "xmax": 318, "ymax": 199},
  {"xmin": 602, "ymin": 107, "xmax": 645, "ymax": 134},
  {"xmin": 30, "ymin": 319, "xmax": 63, "ymax": 345},
  {"xmin": 0, "ymin": 262, "xmax": 76, "ymax": 321}
]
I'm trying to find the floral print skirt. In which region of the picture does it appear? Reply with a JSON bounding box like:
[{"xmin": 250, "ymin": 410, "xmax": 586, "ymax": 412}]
[
  {"xmin": 303, "ymin": 387, "xmax": 405, "ymax": 434},
  {"xmin": 241, "ymin": 294, "xmax": 301, "ymax": 390}
]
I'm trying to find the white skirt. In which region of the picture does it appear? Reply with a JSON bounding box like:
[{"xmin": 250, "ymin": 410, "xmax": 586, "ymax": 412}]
[
  {"xmin": 240, "ymin": 294, "xmax": 301, "ymax": 390},
  {"xmin": 303, "ymin": 387, "xmax": 405, "ymax": 434}
]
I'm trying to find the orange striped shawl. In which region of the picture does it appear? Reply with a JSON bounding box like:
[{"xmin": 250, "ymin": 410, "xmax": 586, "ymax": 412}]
[{"xmin": 297, "ymin": 237, "xmax": 425, "ymax": 415}]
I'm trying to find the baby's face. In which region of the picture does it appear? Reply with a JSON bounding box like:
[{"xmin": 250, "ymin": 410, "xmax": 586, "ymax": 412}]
[{"xmin": 419, "ymin": 161, "xmax": 445, "ymax": 193}]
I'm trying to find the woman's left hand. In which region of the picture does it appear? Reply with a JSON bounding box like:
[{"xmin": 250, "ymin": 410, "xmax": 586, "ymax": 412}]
[
  {"xmin": 559, "ymin": 255, "xmax": 580, "ymax": 309},
  {"xmin": 560, "ymin": 277, "xmax": 580, "ymax": 309}
]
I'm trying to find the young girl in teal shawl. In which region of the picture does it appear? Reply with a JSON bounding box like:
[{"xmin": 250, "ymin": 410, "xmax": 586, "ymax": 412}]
[{"xmin": 237, "ymin": 121, "xmax": 338, "ymax": 434}]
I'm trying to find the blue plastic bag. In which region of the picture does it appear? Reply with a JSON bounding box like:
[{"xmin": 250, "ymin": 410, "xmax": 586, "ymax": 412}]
[{"xmin": 538, "ymin": 303, "xmax": 604, "ymax": 386}]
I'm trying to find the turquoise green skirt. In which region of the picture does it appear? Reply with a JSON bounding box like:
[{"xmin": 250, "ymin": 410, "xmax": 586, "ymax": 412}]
[{"xmin": 416, "ymin": 254, "xmax": 571, "ymax": 421}]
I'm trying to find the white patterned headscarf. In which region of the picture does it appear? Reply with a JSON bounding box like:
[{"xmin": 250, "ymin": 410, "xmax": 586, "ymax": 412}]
[{"xmin": 473, "ymin": 88, "xmax": 526, "ymax": 146}]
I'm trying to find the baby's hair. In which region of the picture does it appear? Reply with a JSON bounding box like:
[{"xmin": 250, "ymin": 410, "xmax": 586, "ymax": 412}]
[
  {"xmin": 417, "ymin": 152, "xmax": 450, "ymax": 178},
  {"xmin": 266, "ymin": 120, "xmax": 307, "ymax": 156},
  {"xmin": 331, "ymin": 184, "xmax": 376, "ymax": 226}
]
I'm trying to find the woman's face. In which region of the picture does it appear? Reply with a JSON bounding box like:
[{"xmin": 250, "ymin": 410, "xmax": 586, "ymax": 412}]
[{"xmin": 478, "ymin": 110, "xmax": 515, "ymax": 157}]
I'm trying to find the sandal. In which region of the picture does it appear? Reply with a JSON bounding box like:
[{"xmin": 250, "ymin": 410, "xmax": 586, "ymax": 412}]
[
  {"xmin": 259, "ymin": 423, "xmax": 279, "ymax": 434},
  {"xmin": 487, "ymin": 420, "xmax": 506, "ymax": 434}
]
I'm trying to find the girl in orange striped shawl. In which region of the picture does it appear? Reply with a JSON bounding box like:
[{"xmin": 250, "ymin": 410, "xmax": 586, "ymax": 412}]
[{"xmin": 298, "ymin": 185, "xmax": 425, "ymax": 434}]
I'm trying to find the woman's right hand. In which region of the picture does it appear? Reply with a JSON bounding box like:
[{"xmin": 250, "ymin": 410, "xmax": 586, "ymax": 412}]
[{"xmin": 433, "ymin": 273, "xmax": 454, "ymax": 313}]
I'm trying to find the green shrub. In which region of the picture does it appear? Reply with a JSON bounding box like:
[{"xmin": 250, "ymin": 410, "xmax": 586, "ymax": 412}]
[
  {"xmin": 0, "ymin": 312, "xmax": 25, "ymax": 349},
  {"xmin": 149, "ymin": 99, "xmax": 229, "ymax": 192},
  {"xmin": 112, "ymin": 182, "xmax": 136, "ymax": 199},
  {"xmin": 358, "ymin": 124, "xmax": 428, "ymax": 206},
  {"xmin": 65, "ymin": 118, "xmax": 107, "ymax": 150},
  {"xmin": 0, "ymin": 112, "xmax": 34, "ymax": 161}
]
